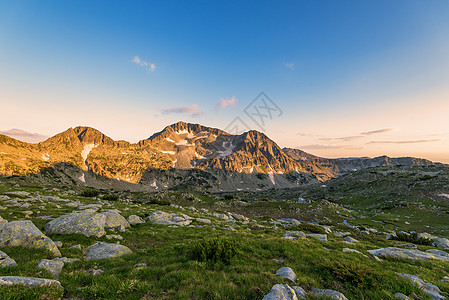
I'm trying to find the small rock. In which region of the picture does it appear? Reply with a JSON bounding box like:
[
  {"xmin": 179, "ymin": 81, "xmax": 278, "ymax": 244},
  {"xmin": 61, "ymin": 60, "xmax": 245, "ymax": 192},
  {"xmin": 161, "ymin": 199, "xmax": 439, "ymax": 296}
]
[
  {"xmin": 85, "ymin": 242, "xmax": 132, "ymax": 260},
  {"xmin": 275, "ymin": 267, "xmax": 297, "ymax": 282},
  {"xmin": 87, "ymin": 269, "xmax": 104, "ymax": 276},
  {"xmin": 343, "ymin": 236, "xmax": 358, "ymax": 244},
  {"xmin": 393, "ymin": 293, "xmax": 410, "ymax": 299},
  {"xmin": 307, "ymin": 234, "xmax": 327, "ymax": 242},
  {"xmin": 54, "ymin": 241, "xmax": 63, "ymax": 248},
  {"xmin": 262, "ymin": 284, "xmax": 297, "ymax": 300},
  {"xmin": 69, "ymin": 244, "xmax": 82, "ymax": 250},
  {"xmin": 292, "ymin": 286, "xmax": 306, "ymax": 299},
  {"xmin": 0, "ymin": 250, "xmax": 17, "ymax": 267},
  {"xmin": 343, "ymin": 248, "xmax": 363, "ymax": 255},
  {"xmin": 37, "ymin": 259, "xmax": 64, "ymax": 277},
  {"xmin": 126, "ymin": 215, "xmax": 144, "ymax": 226},
  {"xmin": 0, "ymin": 276, "xmax": 62, "ymax": 289},
  {"xmin": 311, "ymin": 288, "xmax": 348, "ymax": 300},
  {"xmin": 195, "ymin": 218, "xmax": 212, "ymax": 224},
  {"xmin": 134, "ymin": 262, "xmax": 148, "ymax": 268},
  {"xmin": 396, "ymin": 273, "xmax": 445, "ymax": 300},
  {"xmin": 106, "ymin": 234, "xmax": 123, "ymax": 240}
]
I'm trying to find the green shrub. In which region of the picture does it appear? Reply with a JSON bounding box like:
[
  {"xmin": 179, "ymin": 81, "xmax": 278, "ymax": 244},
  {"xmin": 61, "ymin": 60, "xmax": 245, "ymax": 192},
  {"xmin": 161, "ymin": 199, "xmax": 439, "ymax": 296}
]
[
  {"xmin": 102, "ymin": 194, "xmax": 119, "ymax": 201},
  {"xmin": 392, "ymin": 232, "xmax": 433, "ymax": 246},
  {"xmin": 223, "ymin": 194, "xmax": 234, "ymax": 200},
  {"xmin": 192, "ymin": 237, "xmax": 237, "ymax": 265},
  {"xmin": 80, "ymin": 189, "xmax": 100, "ymax": 197}
]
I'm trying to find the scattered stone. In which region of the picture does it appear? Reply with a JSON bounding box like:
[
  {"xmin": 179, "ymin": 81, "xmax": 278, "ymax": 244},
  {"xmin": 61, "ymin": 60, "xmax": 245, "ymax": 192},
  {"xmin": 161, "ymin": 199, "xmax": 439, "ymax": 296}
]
[
  {"xmin": 343, "ymin": 236, "xmax": 358, "ymax": 244},
  {"xmin": 69, "ymin": 244, "xmax": 82, "ymax": 250},
  {"xmin": 145, "ymin": 211, "xmax": 192, "ymax": 226},
  {"xmin": 307, "ymin": 234, "xmax": 327, "ymax": 242},
  {"xmin": 53, "ymin": 257, "xmax": 80, "ymax": 264},
  {"xmin": 37, "ymin": 259, "xmax": 64, "ymax": 277},
  {"xmin": 113, "ymin": 224, "xmax": 126, "ymax": 232},
  {"xmin": 393, "ymin": 293, "xmax": 410, "ymax": 299},
  {"xmin": 396, "ymin": 273, "xmax": 445, "ymax": 300},
  {"xmin": 0, "ymin": 276, "xmax": 62, "ymax": 289},
  {"xmin": 343, "ymin": 248, "xmax": 363, "ymax": 255},
  {"xmin": 100, "ymin": 211, "xmax": 130, "ymax": 229},
  {"xmin": 368, "ymin": 247, "xmax": 449, "ymax": 262},
  {"xmin": 0, "ymin": 250, "xmax": 17, "ymax": 267},
  {"xmin": 106, "ymin": 234, "xmax": 123, "ymax": 240},
  {"xmin": 426, "ymin": 249, "xmax": 449, "ymax": 258},
  {"xmin": 134, "ymin": 262, "xmax": 148, "ymax": 268},
  {"xmin": 85, "ymin": 242, "xmax": 132, "ymax": 260},
  {"xmin": 87, "ymin": 269, "xmax": 104, "ymax": 276},
  {"xmin": 54, "ymin": 241, "xmax": 63, "ymax": 248},
  {"xmin": 195, "ymin": 218, "xmax": 212, "ymax": 224},
  {"xmin": 275, "ymin": 267, "xmax": 297, "ymax": 282},
  {"xmin": 283, "ymin": 231, "xmax": 306, "ymax": 239},
  {"xmin": 0, "ymin": 220, "xmax": 61, "ymax": 256},
  {"xmin": 262, "ymin": 284, "xmax": 297, "ymax": 300},
  {"xmin": 396, "ymin": 243, "xmax": 417, "ymax": 249},
  {"xmin": 333, "ymin": 231, "xmax": 351, "ymax": 237},
  {"xmin": 126, "ymin": 215, "xmax": 144, "ymax": 226},
  {"xmin": 433, "ymin": 238, "xmax": 449, "ymax": 249},
  {"xmin": 292, "ymin": 286, "xmax": 306, "ymax": 299},
  {"xmin": 311, "ymin": 288, "xmax": 348, "ymax": 300}
]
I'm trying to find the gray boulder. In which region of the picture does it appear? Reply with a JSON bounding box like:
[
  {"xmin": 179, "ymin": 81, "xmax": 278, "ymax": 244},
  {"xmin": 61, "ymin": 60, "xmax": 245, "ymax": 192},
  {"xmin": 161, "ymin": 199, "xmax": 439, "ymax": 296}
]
[
  {"xmin": 433, "ymin": 238, "xmax": 449, "ymax": 249},
  {"xmin": 307, "ymin": 234, "xmax": 327, "ymax": 242},
  {"xmin": 343, "ymin": 236, "xmax": 358, "ymax": 243},
  {"xmin": 292, "ymin": 286, "xmax": 306, "ymax": 299},
  {"xmin": 145, "ymin": 211, "xmax": 192, "ymax": 226},
  {"xmin": 0, "ymin": 250, "xmax": 17, "ymax": 267},
  {"xmin": 85, "ymin": 242, "xmax": 132, "ymax": 260},
  {"xmin": 426, "ymin": 249, "xmax": 449, "ymax": 258},
  {"xmin": 126, "ymin": 215, "xmax": 145, "ymax": 226},
  {"xmin": 37, "ymin": 259, "xmax": 64, "ymax": 277},
  {"xmin": 100, "ymin": 211, "xmax": 130, "ymax": 229},
  {"xmin": 44, "ymin": 212, "xmax": 107, "ymax": 237},
  {"xmin": 311, "ymin": 288, "xmax": 348, "ymax": 300},
  {"xmin": 0, "ymin": 221, "xmax": 61, "ymax": 256},
  {"xmin": 368, "ymin": 247, "xmax": 449, "ymax": 262},
  {"xmin": 396, "ymin": 273, "xmax": 445, "ymax": 300},
  {"xmin": 0, "ymin": 276, "xmax": 62, "ymax": 289},
  {"xmin": 262, "ymin": 284, "xmax": 298, "ymax": 300},
  {"xmin": 393, "ymin": 293, "xmax": 410, "ymax": 299},
  {"xmin": 275, "ymin": 267, "xmax": 297, "ymax": 282},
  {"xmin": 283, "ymin": 231, "xmax": 306, "ymax": 239}
]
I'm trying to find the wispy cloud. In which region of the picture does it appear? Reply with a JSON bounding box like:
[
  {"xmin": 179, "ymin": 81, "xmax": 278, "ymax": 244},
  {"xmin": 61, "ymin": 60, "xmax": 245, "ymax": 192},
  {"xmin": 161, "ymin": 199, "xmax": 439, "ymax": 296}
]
[
  {"xmin": 216, "ymin": 96, "xmax": 238, "ymax": 111},
  {"xmin": 368, "ymin": 139, "xmax": 440, "ymax": 144},
  {"xmin": 285, "ymin": 62, "xmax": 294, "ymax": 70},
  {"xmin": 131, "ymin": 56, "xmax": 156, "ymax": 72},
  {"xmin": 361, "ymin": 128, "xmax": 392, "ymax": 135},
  {"xmin": 296, "ymin": 132, "xmax": 319, "ymax": 137},
  {"xmin": 301, "ymin": 144, "xmax": 362, "ymax": 150},
  {"xmin": 161, "ymin": 104, "xmax": 204, "ymax": 117},
  {"xmin": 319, "ymin": 136, "xmax": 364, "ymax": 142},
  {"xmin": 0, "ymin": 129, "xmax": 48, "ymax": 143}
]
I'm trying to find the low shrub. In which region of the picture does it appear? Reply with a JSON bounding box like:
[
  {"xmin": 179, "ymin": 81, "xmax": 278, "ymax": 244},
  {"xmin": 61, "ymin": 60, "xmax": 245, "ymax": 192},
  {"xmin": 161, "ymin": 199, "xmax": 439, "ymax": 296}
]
[
  {"xmin": 192, "ymin": 237, "xmax": 237, "ymax": 265},
  {"xmin": 323, "ymin": 259, "xmax": 384, "ymax": 289},
  {"xmin": 102, "ymin": 194, "xmax": 119, "ymax": 201},
  {"xmin": 392, "ymin": 232, "xmax": 433, "ymax": 246},
  {"xmin": 80, "ymin": 189, "xmax": 100, "ymax": 197}
]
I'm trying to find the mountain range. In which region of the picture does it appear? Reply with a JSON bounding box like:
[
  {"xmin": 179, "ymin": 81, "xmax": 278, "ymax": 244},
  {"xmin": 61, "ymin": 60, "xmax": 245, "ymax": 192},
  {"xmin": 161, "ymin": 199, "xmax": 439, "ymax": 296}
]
[{"xmin": 0, "ymin": 121, "xmax": 445, "ymax": 191}]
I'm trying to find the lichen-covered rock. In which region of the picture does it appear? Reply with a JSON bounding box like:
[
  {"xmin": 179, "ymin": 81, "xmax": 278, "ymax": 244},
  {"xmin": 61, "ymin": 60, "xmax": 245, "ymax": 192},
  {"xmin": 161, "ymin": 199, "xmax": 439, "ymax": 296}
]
[
  {"xmin": 275, "ymin": 267, "xmax": 297, "ymax": 282},
  {"xmin": 311, "ymin": 288, "xmax": 348, "ymax": 300},
  {"xmin": 126, "ymin": 215, "xmax": 144, "ymax": 226},
  {"xmin": 262, "ymin": 284, "xmax": 298, "ymax": 300},
  {"xmin": 433, "ymin": 238, "xmax": 449, "ymax": 249},
  {"xmin": 99, "ymin": 211, "xmax": 130, "ymax": 229},
  {"xmin": 85, "ymin": 242, "xmax": 132, "ymax": 260},
  {"xmin": 0, "ymin": 221, "xmax": 61, "ymax": 256},
  {"xmin": 0, "ymin": 276, "xmax": 63, "ymax": 289},
  {"xmin": 37, "ymin": 259, "xmax": 64, "ymax": 277},
  {"xmin": 145, "ymin": 211, "xmax": 192, "ymax": 226},
  {"xmin": 44, "ymin": 212, "xmax": 107, "ymax": 238},
  {"xmin": 368, "ymin": 247, "xmax": 449, "ymax": 262},
  {"xmin": 0, "ymin": 250, "xmax": 17, "ymax": 267},
  {"xmin": 396, "ymin": 273, "xmax": 445, "ymax": 300}
]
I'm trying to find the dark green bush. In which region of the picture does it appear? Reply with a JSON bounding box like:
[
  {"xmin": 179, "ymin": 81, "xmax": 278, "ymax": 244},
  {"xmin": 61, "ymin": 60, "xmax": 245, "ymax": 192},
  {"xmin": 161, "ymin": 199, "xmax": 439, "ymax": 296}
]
[
  {"xmin": 223, "ymin": 194, "xmax": 234, "ymax": 200},
  {"xmin": 80, "ymin": 189, "xmax": 100, "ymax": 197},
  {"xmin": 192, "ymin": 237, "xmax": 237, "ymax": 265},
  {"xmin": 392, "ymin": 232, "xmax": 433, "ymax": 246},
  {"xmin": 102, "ymin": 194, "xmax": 119, "ymax": 201}
]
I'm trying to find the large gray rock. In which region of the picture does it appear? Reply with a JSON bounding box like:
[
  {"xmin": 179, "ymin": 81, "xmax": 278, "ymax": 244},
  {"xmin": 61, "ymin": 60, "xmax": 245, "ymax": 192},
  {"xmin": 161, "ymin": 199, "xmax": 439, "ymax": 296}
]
[
  {"xmin": 100, "ymin": 211, "xmax": 130, "ymax": 229},
  {"xmin": 433, "ymin": 238, "xmax": 449, "ymax": 249},
  {"xmin": 126, "ymin": 215, "xmax": 145, "ymax": 226},
  {"xmin": 44, "ymin": 212, "xmax": 107, "ymax": 237},
  {"xmin": 0, "ymin": 250, "xmax": 17, "ymax": 267},
  {"xmin": 0, "ymin": 221, "xmax": 61, "ymax": 256},
  {"xmin": 262, "ymin": 284, "xmax": 298, "ymax": 300},
  {"xmin": 0, "ymin": 276, "xmax": 62, "ymax": 289},
  {"xmin": 311, "ymin": 288, "xmax": 348, "ymax": 300},
  {"xmin": 37, "ymin": 259, "xmax": 64, "ymax": 277},
  {"xmin": 426, "ymin": 249, "xmax": 449, "ymax": 258},
  {"xmin": 396, "ymin": 273, "xmax": 445, "ymax": 300},
  {"xmin": 85, "ymin": 242, "xmax": 132, "ymax": 260},
  {"xmin": 368, "ymin": 247, "xmax": 449, "ymax": 262},
  {"xmin": 275, "ymin": 267, "xmax": 297, "ymax": 282},
  {"xmin": 292, "ymin": 286, "xmax": 306, "ymax": 299},
  {"xmin": 145, "ymin": 211, "xmax": 192, "ymax": 226}
]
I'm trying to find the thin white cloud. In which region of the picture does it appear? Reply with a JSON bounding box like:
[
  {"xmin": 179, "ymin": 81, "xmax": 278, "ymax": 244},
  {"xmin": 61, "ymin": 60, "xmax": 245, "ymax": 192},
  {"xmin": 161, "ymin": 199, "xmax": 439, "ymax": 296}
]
[
  {"xmin": 368, "ymin": 139, "xmax": 440, "ymax": 144},
  {"xmin": 216, "ymin": 96, "xmax": 238, "ymax": 111},
  {"xmin": 131, "ymin": 56, "xmax": 156, "ymax": 72},
  {"xmin": 161, "ymin": 104, "xmax": 204, "ymax": 117},
  {"xmin": 319, "ymin": 136, "xmax": 363, "ymax": 142},
  {"xmin": 361, "ymin": 128, "xmax": 392, "ymax": 135},
  {"xmin": 0, "ymin": 129, "xmax": 48, "ymax": 143},
  {"xmin": 300, "ymin": 144, "xmax": 362, "ymax": 150},
  {"xmin": 285, "ymin": 62, "xmax": 294, "ymax": 70}
]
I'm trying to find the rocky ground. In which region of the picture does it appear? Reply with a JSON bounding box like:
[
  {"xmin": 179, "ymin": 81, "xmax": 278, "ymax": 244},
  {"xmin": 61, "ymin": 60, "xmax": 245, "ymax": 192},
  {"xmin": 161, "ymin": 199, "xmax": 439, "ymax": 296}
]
[{"xmin": 0, "ymin": 168, "xmax": 448, "ymax": 299}]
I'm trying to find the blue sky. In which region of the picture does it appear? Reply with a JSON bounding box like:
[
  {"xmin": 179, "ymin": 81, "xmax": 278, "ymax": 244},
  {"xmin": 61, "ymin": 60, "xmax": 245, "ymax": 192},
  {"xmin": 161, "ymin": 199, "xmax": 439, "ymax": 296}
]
[{"xmin": 1, "ymin": 1, "xmax": 449, "ymax": 162}]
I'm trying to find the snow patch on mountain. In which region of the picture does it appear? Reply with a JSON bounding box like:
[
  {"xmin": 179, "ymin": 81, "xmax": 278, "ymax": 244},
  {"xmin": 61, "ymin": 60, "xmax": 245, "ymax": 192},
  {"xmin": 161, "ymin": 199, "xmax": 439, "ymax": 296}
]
[
  {"xmin": 81, "ymin": 144, "xmax": 97, "ymax": 169},
  {"xmin": 165, "ymin": 138, "xmax": 175, "ymax": 143},
  {"xmin": 217, "ymin": 142, "xmax": 235, "ymax": 157},
  {"xmin": 41, "ymin": 153, "xmax": 50, "ymax": 161},
  {"xmin": 268, "ymin": 172, "xmax": 276, "ymax": 185},
  {"xmin": 160, "ymin": 150, "xmax": 176, "ymax": 155},
  {"xmin": 79, "ymin": 173, "xmax": 85, "ymax": 183},
  {"xmin": 176, "ymin": 140, "xmax": 194, "ymax": 146}
]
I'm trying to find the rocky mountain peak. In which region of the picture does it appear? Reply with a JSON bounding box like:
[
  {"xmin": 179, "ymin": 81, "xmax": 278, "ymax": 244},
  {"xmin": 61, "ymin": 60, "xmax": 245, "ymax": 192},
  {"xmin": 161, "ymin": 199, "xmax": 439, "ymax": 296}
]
[{"xmin": 73, "ymin": 126, "xmax": 115, "ymax": 146}]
